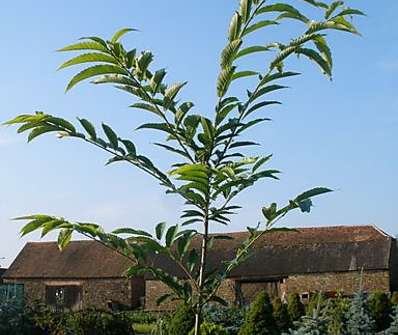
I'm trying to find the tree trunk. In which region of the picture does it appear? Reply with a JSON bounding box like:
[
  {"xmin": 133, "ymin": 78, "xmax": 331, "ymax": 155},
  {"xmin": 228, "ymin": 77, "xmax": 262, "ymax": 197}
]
[{"xmin": 194, "ymin": 214, "xmax": 209, "ymax": 335}]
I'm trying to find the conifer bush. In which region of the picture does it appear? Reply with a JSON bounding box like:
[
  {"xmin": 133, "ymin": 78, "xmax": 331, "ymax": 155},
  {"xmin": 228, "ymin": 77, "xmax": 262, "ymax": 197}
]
[
  {"xmin": 238, "ymin": 291, "xmax": 278, "ymax": 335},
  {"xmin": 273, "ymin": 298, "xmax": 291, "ymax": 333},
  {"xmin": 287, "ymin": 293, "xmax": 305, "ymax": 323},
  {"xmin": 345, "ymin": 290, "xmax": 376, "ymax": 335},
  {"xmin": 385, "ymin": 305, "xmax": 398, "ymax": 335},
  {"xmin": 368, "ymin": 290, "xmax": 392, "ymax": 332}
]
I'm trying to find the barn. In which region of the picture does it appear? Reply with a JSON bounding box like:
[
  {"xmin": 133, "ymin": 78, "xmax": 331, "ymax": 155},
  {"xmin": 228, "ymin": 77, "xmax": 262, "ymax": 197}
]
[{"xmin": 3, "ymin": 225, "xmax": 397, "ymax": 311}]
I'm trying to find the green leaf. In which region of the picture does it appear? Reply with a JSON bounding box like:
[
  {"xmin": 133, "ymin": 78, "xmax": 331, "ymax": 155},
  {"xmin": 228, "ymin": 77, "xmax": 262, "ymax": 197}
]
[
  {"xmin": 258, "ymin": 4, "xmax": 309, "ymax": 23},
  {"xmin": 58, "ymin": 53, "xmax": 117, "ymax": 70},
  {"xmin": 242, "ymin": 20, "xmax": 278, "ymax": 36},
  {"xmin": 58, "ymin": 229, "xmax": 73, "ymax": 251},
  {"xmin": 334, "ymin": 8, "xmax": 366, "ymax": 18},
  {"xmin": 313, "ymin": 35, "xmax": 333, "ymax": 68},
  {"xmin": 245, "ymin": 101, "xmax": 281, "ymax": 117},
  {"xmin": 165, "ymin": 225, "xmax": 178, "ymax": 247},
  {"xmin": 130, "ymin": 103, "xmax": 162, "ymax": 117},
  {"xmin": 250, "ymin": 84, "xmax": 287, "ymax": 102},
  {"xmin": 235, "ymin": 45, "xmax": 271, "ymax": 59},
  {"xmin": 217, "ymin": 66, "xmax": 236, "ymax": 97},
  {"xmin": 165, "ymin": 82, "xmax": 188, "ymax": 101},
  {"xmin": 66, "ymin": 65, "xmax": 128, "ymax": 91},
  {"xmin": 156, "ymin": 222, "xmax": 167, "ymax": 240},
  {"xmin": 102, "ymin": 123, "xmax": 119, "ymax": 149},
  {"xmin": 112, "ymin": 227, "xmax": 152, "ymax": 237},
  {"xmin": 58, "ymin": 41, "xmax": 109, "ymax": 53},
  {"xmin": 296, "ymin": 48, "xmax": 332, "ymax": 78},
  {"xmin": 252, "ymin": 155, "xmax": 272, "ymax": 172},
  {"xmin": 121, "ymin": 140, "xmax": 136, "ymax": 156},
  {"xmin": 239, "ymin": 0, "xmax": 252, "ymax": 23},
  {"xmin": 110, "ymin": 28, "xmax": 137, "ymax": 43},
  {"xmin": 325, "ymin": 1, "xmax": 344, "ymax": 19},
  {"xmin": 221, "ymin": 39, "xmax": 242, "ymax": 69},
  {"xmin": 230, "ymin": 141, "xmax": 259, "ymax": 148},
  {"xmin": 229, "ymin": 12, "xmax": 242, "ymax": 41},
  {"xmin": 150, "ymin": 69, "xmax": 167, "ymax": 93},
  {"xmin": 295, "ymin": 187, "xmax": 333, "ymax": 202},
  {"xmin": 78, "ymin": 118, "xmax": 97, "ymax": 140},
  {"xmin": 232, "ymin": 71, "xmax": 258, "ymax": 81},
  {"xmin": 28, "ymin": 125, "xmax": 60, "ymax": 142},
  {"xmin": 136, "ymin": 123, "xmax": 174, "ymax": 136}
]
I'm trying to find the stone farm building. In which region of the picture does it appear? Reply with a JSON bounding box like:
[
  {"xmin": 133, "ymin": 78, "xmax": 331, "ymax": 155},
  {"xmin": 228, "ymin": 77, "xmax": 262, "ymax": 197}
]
[{"xmin": 3, "ymin": 225, "xmax": 398, "ymax": 311}]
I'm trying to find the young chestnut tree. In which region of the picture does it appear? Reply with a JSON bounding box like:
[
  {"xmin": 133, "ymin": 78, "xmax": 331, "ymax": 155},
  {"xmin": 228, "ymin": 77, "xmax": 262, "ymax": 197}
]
[{"xmin": 5, "ymin": 0, "xmax": 363, "ymax": 333}]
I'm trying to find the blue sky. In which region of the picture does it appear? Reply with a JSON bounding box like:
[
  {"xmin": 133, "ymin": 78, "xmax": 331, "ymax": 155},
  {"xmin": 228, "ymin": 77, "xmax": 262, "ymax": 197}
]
[{"xmin": 0, "ymin": 0, "xmax": 397, "ymax": 267}]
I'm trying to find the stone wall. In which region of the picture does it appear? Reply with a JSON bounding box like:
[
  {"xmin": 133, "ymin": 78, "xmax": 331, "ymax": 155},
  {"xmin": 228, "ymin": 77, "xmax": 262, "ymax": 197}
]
[
  {"xmin": 145, "ymin": 270, "xmax": 391, "ymax": 310},
  {"xmin": 4, "ymin": 277, "xmax": 145, "ymax": 310},
  {"xmin": 284, "ymin": 270, "xmax": 390, "ymax": 296}
]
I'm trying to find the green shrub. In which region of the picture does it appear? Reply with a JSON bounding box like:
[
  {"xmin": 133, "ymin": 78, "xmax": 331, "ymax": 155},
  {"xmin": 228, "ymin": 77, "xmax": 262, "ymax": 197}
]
[
  {"xmin": 345, "ymin": 290, "xmax": 376, "ymax": 335},
  {"xmin": 125, "ymin": 310, "xmax": 158, "ymax": 324},
  {"xmin": 188, "ymin": 322, "xmax": 228, "ymax": 335},
  {"xmin": 368, "ymin": 290, "xmax": 392, "ymax": 331},
  {"xmin": 168, "ymin": 304, "xmax": 195, "ymax": 335},
  {"xmin": 203, "ymin": 304, "xmax": 245, "ymax": 335},
  {"xmin": 273, "ymin": 298, "xmax": 290, "ymax": 332},
  {"xmin": 287, "ymin": 293, "xmax": 305, "ymax": 323},
  {"xmin": 0, "ymin": 299, "xmax": 37, "ymax": 335},
  {"xmin": 238, "ymin": 291, "xmax": 278, "ymax": 335},
  {"xmin": 306, "ymin": 292, "xmax": 327, "ymax": 316},
  {"xmin": 327, "ymin": 294, "xmax": 350, "ymax": 335}
]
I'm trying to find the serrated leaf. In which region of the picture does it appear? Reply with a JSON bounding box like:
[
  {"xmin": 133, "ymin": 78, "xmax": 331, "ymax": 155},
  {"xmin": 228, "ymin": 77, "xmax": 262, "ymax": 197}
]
[
  {"xmin": 230, "ymin": 141, "xmax": 259, "ymax": 148},
  {"xmin": 165, "ymin": 82, "xmax": 187, "ymax": 101},
  {"xmin": 325, "ymin": 1, "xmax": 344, "ymax": 19},
  {"xmin": 150, "ymin": 69, "xmax": 167, "ymax": 94},
  {"xmin": 242, "ymin": 20, "xmax": 278, "ymax": 36},
  {"xmin": 156, "ymin": 222, "xmax": 166, "ymax": 240},
  {"xmin": 110, "ymin": 28, "xmax": 137, "ymax": 43},
  {"xmin": 221, "ymin": 39, "xmax": 242, "ymax": 69},
  {"xmin": 295, "ymin": 187, "xmax": 333, "ymax": 202},
  {"xmin": 58, "ymin": 229, "xmax": 73, "ymax": 251},
  {"xmin": 78, "ymin": 118, "xmax": 97, "ymax": 140},
  {"xmin": 121, "ymin": 139, "xmax": 136, "ymax": 156},
  {"xmin": 235, "ymin": 45, "xmax": 271, "ymax": 59},
  {"xmin": 112, "ymin": 227, "xmax": 152, "ymax": 237},
  {"xmin": 58, "ymin": 53, "xmax": 117, "ymax": 70},
  {"xmin": 239, "ymin": 0, "xmax": 252, "ymax": 23},
  {"xmin": 165, "ymin": 225, "xmax": 178, "ymax": 247},
  {"xmin": 217, "ymin": 66, "xmax": 236, "ymax": 97},
  {"xmin": 232, "ymin": 71, "xmax": 258, "ymax": 81},
  {"xmin": 229, "ymin": 12, "xmax": 242, "ymax": 41},
  {"xmin": 28, "ymin": 125, "xmax": 60, "ymax": 142},
  {"xmin": 258, "ymin": 4, "xmax": 309, "ymax": 23},
  {"xmin": 102, "ymin": 123, "xmax": 119, "ymax": 149},
  {"xmin": 245, "ymin": 101, "xmax": 281, "ymax": 117},
  {"xmin": 296, "ymin": 47, "xmax": 332, "ymax": 78},
  {"xmin": 58, "ymin": 41, "xmax": 109, "ymax": 53},
  {"xmin": 66, "ymin": 65, "xmax": 127, "ymax": 91},
  {"xmin": 130, "ymin": 103, "xmax": 162, "ymax": 117}
]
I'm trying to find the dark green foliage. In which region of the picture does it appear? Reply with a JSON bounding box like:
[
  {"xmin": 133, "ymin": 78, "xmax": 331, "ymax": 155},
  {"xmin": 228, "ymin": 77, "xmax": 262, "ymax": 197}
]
[
  {"xmin": 65, "ymin": 309, "xmax": 135, "ymax": 335},
  {"xmin": 238, "ymin": 291, "xmax": 278, "ymax": 335},
  {"xmin": 368, "ymin": 290, "xmax": 392, "ymax": 331},
  {"xmin": 392, "ymin": 292, "xmax": 398, "ymax": 306},
  {"xmin": 385, "ymin": 305, "xmax": 398, "ymax": 335},
  {"xmin": 203, "ymin": 303, "xmax": 245, "ymax": 335},
  {"xmin": 0, "ymin": 299, "xmax": 38, "ymax": 335},
  {"xmin": 327, "ymin": 293, "xmax": 350, "ymax": 335},
  {"xmin": 168, "ymin": 304, "xmax": 195, "ymax": 335},
  {"xmin": 287, "ymin": 293, "xmax": 305, "ymax": 322},
  {"xmin": 188, "ymin": 322, "xmax": 228, "ymax": 335},
  {"xmin": 273, "ymin": 298, "xmax": 291, "ymax": 332},
  {"xmin": 345, "ymin": 290, "xmax": 376, "ymax": 335}
]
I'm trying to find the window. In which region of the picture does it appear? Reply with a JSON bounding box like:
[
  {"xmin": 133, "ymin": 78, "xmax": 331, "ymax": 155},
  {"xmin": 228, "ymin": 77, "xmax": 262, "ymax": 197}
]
[{"xmin": 45, "ymin": 285, "xmax": 82, "ymax": 311}]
